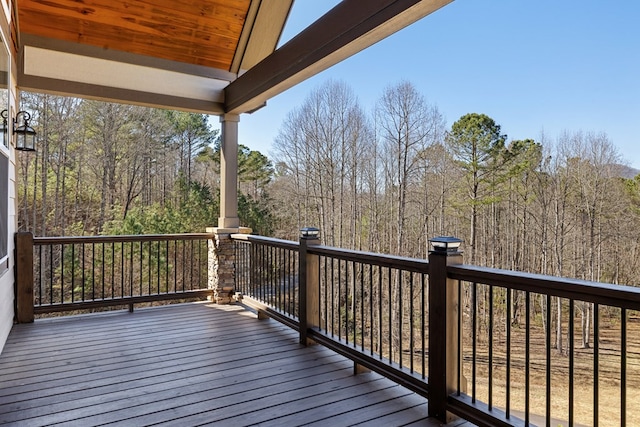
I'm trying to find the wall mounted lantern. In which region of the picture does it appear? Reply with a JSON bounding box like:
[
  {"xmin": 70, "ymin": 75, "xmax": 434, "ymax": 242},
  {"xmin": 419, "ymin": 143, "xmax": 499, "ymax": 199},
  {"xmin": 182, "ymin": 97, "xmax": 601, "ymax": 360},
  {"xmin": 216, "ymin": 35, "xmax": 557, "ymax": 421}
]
[
  {"xmin": 1, "ymin": 110, "xmax": 37, "ymax": 152},
  {"xmin": 429, "ymin": 236, "xmax": 463, "ymax": 253}
]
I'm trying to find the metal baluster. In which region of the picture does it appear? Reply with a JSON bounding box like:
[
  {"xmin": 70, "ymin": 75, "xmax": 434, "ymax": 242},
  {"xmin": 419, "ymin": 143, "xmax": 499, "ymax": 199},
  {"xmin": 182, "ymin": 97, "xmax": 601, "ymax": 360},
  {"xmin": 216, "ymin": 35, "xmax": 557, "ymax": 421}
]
[
  {"xmin": 546, "ymin": 294, "xmax": 552, "ymax": 427},
  {"xmin": 594, "ymin": 303, "xmax": 599, "ymax": 427},
  {"xmin": 82, "ymin": 243, "xmax": 86, "ymax": 302},
  {"xmin": 111, "ymin": 241, "xmax": 115, "ymax": 298},
  {"xmin": 506, "ymin": 287, "xmax": 511, "ymax": 418},
  {"xmin": 525, "ymin": 291, "xmax": 531, "ymax": 426},
  {"xmin": 155, "ymin": 241, "xmax": 159, "ymax": 294},
  {"xmin": 472, "ymin": 281, "xmax": 477, "ymax": 403},
  {"xmin": 409, "ymin": 272, "xmax": 414, "ymax": 373},
  {"xmin": 369, "ymin": 263, "xmax": 374, "ymax": 356},
  {"xmin": 399, "ymin": 270, "xmax": 403, "ymax": 368},
  {"xmin": 378, "ymin": 265, "xmax": 383, "ymax": 359},
  {"xmin": 324, "ymin": 255, "xmax": 328, "ymax": 332},
  {"xmin": 38, "ymin": 245, "xmax": 42, "ymax": 305},
  {"xmin": 361, "ymin": 263, "xmax": 365, "ymax": 352},
  {"xmin": 332, "ymin": 257, "xmax": 337, "ymax": 337},
  {"xmin": 165, "ymin": 240, "xmax": 169, "ymax": 293},
  {"xmin": 456, "ymin": 279, "xmax": 462, "ymax": 393},
  {"xmin": 569, "ymin": 299, "xmax": 575, "ymax": 427},
  {"xmin": 70, "ymin": 244, "xmax": 75, "ymax": 303},
  {"xmin": 121, "ymin": 242, "xmax": 125, "ymax": 298},
  {"xmin": 621, "ymin": 307, "xmax": 627, "ymax": 427},
  {"xmin": 388, "ymin": 267, "xmax": 392, "ymax": 363},
  {"xmin": 489, "ymin": 284, "xmax": 494, "ymax": 410}
]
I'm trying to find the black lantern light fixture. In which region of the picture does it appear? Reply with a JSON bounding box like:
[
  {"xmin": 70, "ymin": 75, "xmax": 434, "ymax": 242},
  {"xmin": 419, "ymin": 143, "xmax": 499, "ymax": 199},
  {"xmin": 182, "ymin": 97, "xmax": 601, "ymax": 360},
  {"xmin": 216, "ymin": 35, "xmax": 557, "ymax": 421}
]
[
  {"xmin": 1, "ymin": 109, "xmax": 36, "ymax": 152},
  {"xmin": 0, "ymin": 109, "xmax": 8, "ymax": 148},
  {"xmin": 429, "ymin": 236, "xmax": 463, "ymax": 253}
]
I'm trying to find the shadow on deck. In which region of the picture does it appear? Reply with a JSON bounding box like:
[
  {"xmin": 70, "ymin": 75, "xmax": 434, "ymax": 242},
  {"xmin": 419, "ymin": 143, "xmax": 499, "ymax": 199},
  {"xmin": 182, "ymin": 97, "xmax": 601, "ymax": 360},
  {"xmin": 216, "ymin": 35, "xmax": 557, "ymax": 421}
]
[{"xmin": 0, "ymin": 302, "xmax": 473, "ymax": 426}]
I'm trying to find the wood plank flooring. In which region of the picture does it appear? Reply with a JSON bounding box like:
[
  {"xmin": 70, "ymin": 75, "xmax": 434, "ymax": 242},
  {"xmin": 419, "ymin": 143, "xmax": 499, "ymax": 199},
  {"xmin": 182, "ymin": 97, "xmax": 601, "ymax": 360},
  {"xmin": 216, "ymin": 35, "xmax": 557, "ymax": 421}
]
[{"xmin": 0, "ymin": 302, "xmax": 471, "ymax": 426}]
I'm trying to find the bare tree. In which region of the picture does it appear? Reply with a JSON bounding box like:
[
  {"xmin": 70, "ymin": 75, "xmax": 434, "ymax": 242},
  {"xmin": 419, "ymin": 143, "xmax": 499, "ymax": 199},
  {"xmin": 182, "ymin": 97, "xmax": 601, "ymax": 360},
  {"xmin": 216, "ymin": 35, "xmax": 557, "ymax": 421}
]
[
  {"xmin": 272, "ymin": 80, "xmax": 370, "ymax": 247},
  {"xmin": 376, "ymin": 80, "xmax": 445, "ymax": 256}
]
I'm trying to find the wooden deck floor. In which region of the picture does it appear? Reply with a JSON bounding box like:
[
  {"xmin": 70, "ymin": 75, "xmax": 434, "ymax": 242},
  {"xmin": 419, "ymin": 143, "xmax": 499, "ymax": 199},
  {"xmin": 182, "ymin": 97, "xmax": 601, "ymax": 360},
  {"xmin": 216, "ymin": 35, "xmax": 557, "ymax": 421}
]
[{"xmin": 0, "ymin": 302, "xmax": 472, "ymax": 426}]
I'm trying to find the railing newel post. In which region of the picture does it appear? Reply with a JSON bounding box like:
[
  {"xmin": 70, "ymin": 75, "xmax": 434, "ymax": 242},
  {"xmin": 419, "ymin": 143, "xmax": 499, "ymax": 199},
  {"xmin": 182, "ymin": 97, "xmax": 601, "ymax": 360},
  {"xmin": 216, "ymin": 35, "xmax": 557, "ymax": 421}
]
[
  {"xmin": 15, "ymin": 232, "xmax": 35, "ymax": 323},
  {"xmin": 428, "ymin": 236, "xmax": 463, "ymax": 423},
  {"xmin": 299, "ymin": 227, "xmax": 320, "ymax": 346}
]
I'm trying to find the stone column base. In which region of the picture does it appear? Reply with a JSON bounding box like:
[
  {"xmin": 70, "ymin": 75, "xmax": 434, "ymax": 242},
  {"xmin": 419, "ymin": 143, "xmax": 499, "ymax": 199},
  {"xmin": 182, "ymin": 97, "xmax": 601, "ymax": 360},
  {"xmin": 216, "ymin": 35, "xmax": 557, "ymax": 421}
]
[{"xmin": 208, "ymin": 228, "xmax": 236, "ymax": 304}]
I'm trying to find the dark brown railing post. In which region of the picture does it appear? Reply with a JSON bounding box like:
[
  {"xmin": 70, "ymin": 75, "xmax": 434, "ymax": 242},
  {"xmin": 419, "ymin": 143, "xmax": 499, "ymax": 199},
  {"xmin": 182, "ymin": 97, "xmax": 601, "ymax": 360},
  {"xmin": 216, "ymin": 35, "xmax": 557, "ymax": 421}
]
[
  {"xmin": 428, "ymin": 236, "xmax": 463, "ymax": 422},
  {"xmin": 299, "ymin": 227, "xmax": 320, "ymax": 345},
  {"xmin": 15, "ymin": 232, "xmax": 34, "ymax": 323}
]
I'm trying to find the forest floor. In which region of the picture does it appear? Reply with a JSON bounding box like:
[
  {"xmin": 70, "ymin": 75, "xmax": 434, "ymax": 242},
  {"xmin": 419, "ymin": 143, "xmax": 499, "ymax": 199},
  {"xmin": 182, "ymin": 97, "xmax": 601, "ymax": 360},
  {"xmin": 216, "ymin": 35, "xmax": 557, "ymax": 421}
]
[{"xmin": 457, "ymin": 313, "xmax": 640, "ymax": 426}]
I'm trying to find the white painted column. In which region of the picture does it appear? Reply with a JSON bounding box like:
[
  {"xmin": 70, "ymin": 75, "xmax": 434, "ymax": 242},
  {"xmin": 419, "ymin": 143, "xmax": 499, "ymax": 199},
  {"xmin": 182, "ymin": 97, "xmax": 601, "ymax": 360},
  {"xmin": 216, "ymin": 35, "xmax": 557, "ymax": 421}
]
[{"xmin": 218, "ymin": 113, "xmax": 240, "ymax": 229}]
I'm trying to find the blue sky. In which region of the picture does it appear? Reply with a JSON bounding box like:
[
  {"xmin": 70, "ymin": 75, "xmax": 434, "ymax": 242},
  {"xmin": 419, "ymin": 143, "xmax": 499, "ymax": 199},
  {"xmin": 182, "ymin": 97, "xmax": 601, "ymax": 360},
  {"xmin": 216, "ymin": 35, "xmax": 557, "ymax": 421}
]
[{"xmin": 229, "ymin": 1, "xmax": 640, "ymax": 168}]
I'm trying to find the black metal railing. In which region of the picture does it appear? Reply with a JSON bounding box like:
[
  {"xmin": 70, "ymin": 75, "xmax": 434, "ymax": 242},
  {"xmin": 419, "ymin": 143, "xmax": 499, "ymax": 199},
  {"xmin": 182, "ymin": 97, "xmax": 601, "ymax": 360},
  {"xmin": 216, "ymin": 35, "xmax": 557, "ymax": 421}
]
[
  {"xmin": 447, "ymin": 264, "xmax": 640, "ymax": 427},
  {"xmin": 232, "ymin": 234, "xmax": 432, "ymax": 397},
  {"xmin": 233, "ymin": 234, "xmax": 299, "ymax": 330},
  {"xmin": 231, "ymin": 233, "xmax": 640, "ymax": 427},
  {"xmin": 18, "ymin": 233, "xmax": 212, "ymax": 314},
  {"xmin": 308, "ymin": 245, "xmax": 430, "ymax": 396}
]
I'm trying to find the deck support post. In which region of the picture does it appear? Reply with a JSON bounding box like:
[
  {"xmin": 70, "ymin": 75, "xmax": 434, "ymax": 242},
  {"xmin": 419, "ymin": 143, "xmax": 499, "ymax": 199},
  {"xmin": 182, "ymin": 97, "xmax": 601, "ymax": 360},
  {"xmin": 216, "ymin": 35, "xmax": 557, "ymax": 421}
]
[
  {"xmin": 218, "ymin": 113, "xmax": 240, "ymax": 229},
  {"xmin": 428, "ymin": 237, "xmax": 463, "ymax": 422},
  {"xmin": 15, "ymin": 232, "xmax": 34, "ymax": 323},
  {"xmin": 299, "ymin": 227, "xmax": 320, "ymax": 346},
  {"xmin": 209, "ymin": 113, "xmax": 241, "ymax": 304}
]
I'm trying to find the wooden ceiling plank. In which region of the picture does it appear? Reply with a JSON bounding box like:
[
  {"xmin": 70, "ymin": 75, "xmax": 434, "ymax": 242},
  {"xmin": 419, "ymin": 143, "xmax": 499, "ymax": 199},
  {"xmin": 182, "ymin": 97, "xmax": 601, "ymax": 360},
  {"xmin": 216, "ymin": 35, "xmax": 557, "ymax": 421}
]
[
  {"xmin": 135, "ymin": 0, "xmax": 249, "ymax": 19},
  {"xmin": 18, "ymin": 0, "xmax": 250, "ymax": 69},
  {"xmin": 20, "ymin": 19, "xmax": 237, "ymax": 59},
  {"xmin": 19, "ymin": 1, "xmax": 245, "ymax": 41},
  {"xmin": 20, "ymin": 0, "xmax": 248, "ymax": 22},
  {"xmin": 224, "ymin": 0, "xmax": 454, "ymax": 114},
  {"xmin": 20, "ymin": 9, "xmax": 236, "ymax": 69}
]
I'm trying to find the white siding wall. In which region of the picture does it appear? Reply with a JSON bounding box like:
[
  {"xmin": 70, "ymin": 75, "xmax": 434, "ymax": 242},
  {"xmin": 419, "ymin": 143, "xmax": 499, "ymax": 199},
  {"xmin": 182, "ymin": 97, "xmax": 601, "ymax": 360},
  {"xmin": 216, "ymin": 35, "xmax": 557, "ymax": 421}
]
[
  {"xmin": 0, "ymin": 268, "xmax": 13, "ymax": 354},
  {"xmin": 0, "ymin": 150, "xmax": 15, "ymax": 353},
  {"xmin": 0, "ymin": 0, "xmax": 16, "ymax": 355}
]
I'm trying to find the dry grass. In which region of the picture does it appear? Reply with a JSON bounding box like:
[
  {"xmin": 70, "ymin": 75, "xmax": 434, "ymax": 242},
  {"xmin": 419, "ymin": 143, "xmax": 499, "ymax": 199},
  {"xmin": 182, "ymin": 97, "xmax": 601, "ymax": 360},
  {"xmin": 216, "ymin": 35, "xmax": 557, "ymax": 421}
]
[{"xmin": 459, "ymin": 312, "xmax": 640, "ymax": 426}]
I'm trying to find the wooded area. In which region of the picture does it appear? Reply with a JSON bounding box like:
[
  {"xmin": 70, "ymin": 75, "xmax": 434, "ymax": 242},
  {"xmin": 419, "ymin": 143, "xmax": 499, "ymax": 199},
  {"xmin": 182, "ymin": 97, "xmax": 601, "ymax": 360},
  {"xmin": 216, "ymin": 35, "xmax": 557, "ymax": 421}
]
[
  {"xmin": 271, "ymin": 80, "xmax": 640, "ymax": 287},
  {"xmin": 17, "ymin": 92, "xmax": 273, "ymax": 237},
  {"xmin": 17, "ymin": 81, "xmax": 640, "ymax": 291}
]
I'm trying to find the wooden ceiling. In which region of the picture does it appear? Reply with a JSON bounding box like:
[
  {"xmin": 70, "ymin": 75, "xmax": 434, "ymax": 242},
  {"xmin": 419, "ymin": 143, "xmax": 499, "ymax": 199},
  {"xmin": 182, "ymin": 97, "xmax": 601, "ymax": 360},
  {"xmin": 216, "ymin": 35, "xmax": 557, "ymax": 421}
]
[{"xmin": 17, "ymin": 0, "xmax": 251, "ymax": 71}]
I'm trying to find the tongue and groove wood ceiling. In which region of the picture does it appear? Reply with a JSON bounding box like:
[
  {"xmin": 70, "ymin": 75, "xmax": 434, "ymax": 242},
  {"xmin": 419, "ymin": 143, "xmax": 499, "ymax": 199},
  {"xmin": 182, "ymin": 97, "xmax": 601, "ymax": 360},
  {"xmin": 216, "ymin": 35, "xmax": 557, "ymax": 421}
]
[
  {"xmin": 14, "ymin": 0, "xmax": 454, "ymax": 115},
  {"xmin": 18, "ymin": 0, "xmax": 256, "ymax": 71}
]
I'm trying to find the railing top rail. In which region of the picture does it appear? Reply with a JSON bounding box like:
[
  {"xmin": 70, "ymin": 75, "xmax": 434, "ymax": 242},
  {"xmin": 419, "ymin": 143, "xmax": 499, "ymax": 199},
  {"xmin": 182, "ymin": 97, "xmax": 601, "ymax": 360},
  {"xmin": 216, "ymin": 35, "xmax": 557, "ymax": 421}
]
[
  {"xmin": 230, "ymin": 234, "xmax": 428, "ymax": 273},
  {"xmin": 33, "ymin": 233, "xmax": 214, "ymax": 245},
  {"xmin": 231, "ymin": 233, "xmax": 299, "ymax": 251},
  {"xmin": 449, "ymin": 264, "xmax": 640, "ymax": 310},
  {"xmin": 308, "ymin": 245, "xmax": 429, "ymax": 273}
]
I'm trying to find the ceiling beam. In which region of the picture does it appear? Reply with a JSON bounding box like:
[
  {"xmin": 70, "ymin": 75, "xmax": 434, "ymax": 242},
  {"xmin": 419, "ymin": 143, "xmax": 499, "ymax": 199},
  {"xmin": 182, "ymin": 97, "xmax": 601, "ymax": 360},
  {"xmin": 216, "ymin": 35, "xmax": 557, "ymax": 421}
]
[
  {"xmin": 224, "ymin": 0, "xmax": 454, "ymax": 114},
  {"xmin": 19, "ymin": 74, "xmax": 225, "ymax": 114}
]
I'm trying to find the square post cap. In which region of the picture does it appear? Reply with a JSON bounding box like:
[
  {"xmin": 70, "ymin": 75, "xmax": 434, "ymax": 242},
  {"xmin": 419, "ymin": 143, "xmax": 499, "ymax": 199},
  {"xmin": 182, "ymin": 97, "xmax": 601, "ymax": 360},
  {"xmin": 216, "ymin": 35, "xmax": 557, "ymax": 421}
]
[
  {"xmin": 429, "ymin": 236, "xmax": 463, "ymax": 253},
  {"xmin": 300, "ymin": 227, "xmax": 320, "ymax": 239}
]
